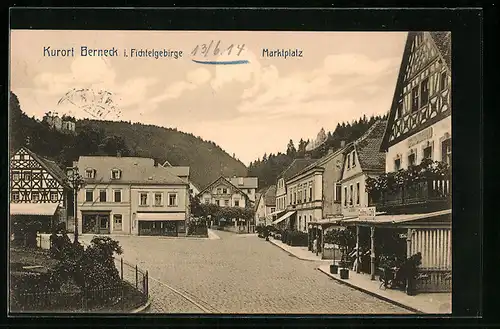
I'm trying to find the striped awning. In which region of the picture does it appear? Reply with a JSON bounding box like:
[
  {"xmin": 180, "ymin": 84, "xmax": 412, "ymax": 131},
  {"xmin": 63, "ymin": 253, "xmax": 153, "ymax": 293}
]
[
  {"xmin": 341, "ymin": 209, "xmax": 452, "ymax": 226},
  {"xmin": 10, "ymin": 203, "xmax": 59, "ymax": 216},
  {"xmin": 272, "ymin": 211, "xmax": 296, "ymax": 225}
]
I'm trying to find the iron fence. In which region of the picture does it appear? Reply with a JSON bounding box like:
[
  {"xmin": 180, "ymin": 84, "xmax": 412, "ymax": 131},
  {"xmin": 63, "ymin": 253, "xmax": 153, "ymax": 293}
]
[{"xmin": 114, "ymin": 257, "xmax": 149, "ymax": 299}]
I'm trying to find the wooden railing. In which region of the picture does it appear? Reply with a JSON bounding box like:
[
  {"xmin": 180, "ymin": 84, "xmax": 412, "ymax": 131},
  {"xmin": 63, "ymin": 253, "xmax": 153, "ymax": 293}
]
[{"xmin": 370, "ymin": 179, "xmax": 451, "ymax": 212}]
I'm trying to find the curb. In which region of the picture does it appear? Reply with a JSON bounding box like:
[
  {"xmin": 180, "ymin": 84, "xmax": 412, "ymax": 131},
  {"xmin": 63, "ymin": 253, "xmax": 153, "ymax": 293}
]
[
  {"xmin": 316, "ymin": 267, "xmax": 423, "ymax": 314},
  {"xmin": 130, "ymin": 298, "xmax": 152, "ymax": 313},
  {"xmin": 267, "ymin": 239, "xmax": 331, "ymax": 263}
]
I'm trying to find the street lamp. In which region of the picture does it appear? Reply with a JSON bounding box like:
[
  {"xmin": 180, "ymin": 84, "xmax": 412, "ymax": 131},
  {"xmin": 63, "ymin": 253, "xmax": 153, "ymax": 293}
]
[{"xmin": 66, "ymin": 166, "xmax": 84, "ymax": 243}]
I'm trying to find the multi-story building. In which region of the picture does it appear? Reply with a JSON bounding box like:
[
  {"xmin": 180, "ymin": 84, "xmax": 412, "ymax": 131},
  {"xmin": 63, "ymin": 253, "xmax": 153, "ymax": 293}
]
[
  {"xmin": 272, "ymin": 159, "xmax": 316, "ymax": 230},
  {"xmin": 340, "ymin": 120, "xmax": 387, "ymax": 218},
  {"xmin": 197, "ymin": 176, "xmax": 253, "ymax": 208},
  {"xmin": 9, "ymin": 147, "xmax": 71, "ymax": 232},
  {"xmin": 161, "ymin": 160, "xmax": 199, "ymax": 196},
  {"xmin": 345, "ymin": 32, "xmax": 452, "ymax": 293},
  {"xmin": 254, "ymin": 185, "xmax": 276, "ymax": 227},
  {"xmin": 226, "ymin": 176, "xmax": 258, "ymax": 203},
  {"xmin": 75, "ymin": 156, "xmax": 190, "ymax": 236}
]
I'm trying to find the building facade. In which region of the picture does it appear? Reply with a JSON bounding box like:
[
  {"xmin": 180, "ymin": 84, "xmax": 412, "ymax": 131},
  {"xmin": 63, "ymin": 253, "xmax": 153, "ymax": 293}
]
[
  {"xmin": 254, "ymin": 185, "xmax": 276, "ymax": 227},
  {"xmin": 226, "ymin": 176, "xmax": 258, "ymax": 203},
  {"xmin": 9, "ymin": 147, "xmax": 71, "ymax": 231},
  {"xmin": 340, "ymin": 120, "xmax": 387, "ymax": 218},
  {"xmin": 197, "ymin": 176, "xmax": 251, "ymax": 208},
  {"xmin": 75, "ymin": 156, "xmax": 190, "ymax": 236}
]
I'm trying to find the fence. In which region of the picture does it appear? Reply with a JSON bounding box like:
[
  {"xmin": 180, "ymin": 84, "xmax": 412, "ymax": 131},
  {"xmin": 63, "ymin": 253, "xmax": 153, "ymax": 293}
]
[{"xmin": 114, "ymin": 257, "xmax": 149, "ymax": 299}]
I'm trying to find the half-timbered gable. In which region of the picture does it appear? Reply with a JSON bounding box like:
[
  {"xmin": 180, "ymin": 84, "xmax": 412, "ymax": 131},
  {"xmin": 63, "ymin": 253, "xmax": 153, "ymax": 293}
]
[
  {"xmin": 10, "ymin": 147, "xmax": 69, "ymax": 206},
  {"xmin": 382, "ymin": 32, "xmax": 451, "ymax": 155},
  {"xmin": 197, "ymin": 176, "xmax": 249, "ymax": 208}
]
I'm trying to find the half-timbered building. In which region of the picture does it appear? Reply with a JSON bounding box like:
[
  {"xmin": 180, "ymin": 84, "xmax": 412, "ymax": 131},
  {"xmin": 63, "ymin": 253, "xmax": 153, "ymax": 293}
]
[{"xmin": 9, "ymin": 147, "xmax": 71, "ymax": 232}]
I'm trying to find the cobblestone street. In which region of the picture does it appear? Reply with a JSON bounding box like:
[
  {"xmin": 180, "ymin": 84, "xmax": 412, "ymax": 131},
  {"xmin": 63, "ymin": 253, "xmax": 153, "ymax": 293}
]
[{"xmin": 89, "ymin": 231, "xmax": 412, "ymax": 314}]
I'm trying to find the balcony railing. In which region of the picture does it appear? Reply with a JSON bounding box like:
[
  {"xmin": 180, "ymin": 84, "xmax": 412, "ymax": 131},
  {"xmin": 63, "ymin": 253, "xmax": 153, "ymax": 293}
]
[{"xmin": 369, "ymin": 179, "xmax": 451, "ymax": 213}]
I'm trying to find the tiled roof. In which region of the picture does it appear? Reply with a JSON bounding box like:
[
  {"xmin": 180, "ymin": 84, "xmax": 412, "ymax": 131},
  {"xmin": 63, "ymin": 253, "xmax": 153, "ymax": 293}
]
[
  {"xmin": 226, "ymin": 177, "xmax": 258, "ymax": 189},
  {"xmin": 280, "ymin": 159, "xmax": 317, "ymax": 182},
  {"xmin": 264, "ymin": 185, "xmax": 277, "ymax": 206},
  {"xmin": 354, "ymin": 120, "xmax": 387, "ymax": 173},
  {"xmin": 77, "ymin": 156, "xmax": 188, "ymax": 185},
  {"xmin": 163, "ymin": 166, "xmax": 190, "ymax": 178},
  {"xmin": 22, "ymin": 147, "xmax": 69, "ymax": 188},
  {"xmin": 293, "ymin": 148, "xmax": 346, "ymax": 179},
  {"xmin": 430, "ymin": 32, "xmax": 451, "ymax": 69}
]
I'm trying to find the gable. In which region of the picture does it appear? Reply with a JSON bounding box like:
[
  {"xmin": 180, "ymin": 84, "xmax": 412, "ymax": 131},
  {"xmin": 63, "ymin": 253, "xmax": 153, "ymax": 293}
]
[
  {"xmin": 381, "ymin": 32, "xmax": 452, "ymax": 151},
  {"xmin": 198, "ymin": 176, "xmax": 247, "ymax": 197},
  {"xmin": 11, "ymin": 147, "xmax": 67, "ymax": 188}
]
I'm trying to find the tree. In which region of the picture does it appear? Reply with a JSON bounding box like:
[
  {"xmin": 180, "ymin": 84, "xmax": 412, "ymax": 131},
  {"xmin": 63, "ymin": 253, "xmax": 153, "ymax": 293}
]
[{"xmin": 286, "ymin": 139, "xmax": 296, "ymax": 157}]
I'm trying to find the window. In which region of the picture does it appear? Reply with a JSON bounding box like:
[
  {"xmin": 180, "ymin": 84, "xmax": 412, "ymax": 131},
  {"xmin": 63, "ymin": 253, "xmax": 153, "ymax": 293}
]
[
  {"xmin": 140, "ymin": 193, "xmax": 148, "ymax": 206},
  {"xmin": 356, "ymin": 182, "xmax": 360, "ymax": 205},
  {"xmin": 111, "ymin": 169, "xmax": 121, "ymax": 180},
  {"xmin": 309, "ymin": 185, "xmax": 313, "ymax": 202},
  {"xmin": 411, "ymin": 86, "xmax": 419, "ymax": 112},
  {"xmin": 12, "ymin": 171, "xmax": 20, "ymax": 182},
  {"xmin": 347, "ymin": 154, "xmax": 351, "ymax": 169},
  {"xmin": 271, "ymin": 207, "xmax": 275, "ymax": 213},
  {"xmin": 85, "ymin": 169, "xmax": 95, "ymax": 179},
  {"xmin": 113, "ymin": 214, "xmax": 122, "ymax": 231},
  {"xmin": 114, "ymin": 190, "xmax": 122, "ymax": 202},
  {"xmin": 32, "ymin": 192, "xmax": 40, "ymax": 201},
  {"xmin": 298, "ymin": 216, "xmax": 301, "ymax": 231},
  {"xmin": 204, "ymin": 198, "xmax": 210, "ymax": 204},
  {"xmin": 396, "ymin": 100, "xmax": 403, "ymax": 118},
  {"xmin": 420, "ymin": 78, "xmax": 430, "ymax": 106},
  {"xmin": 86, "ymin": 189, "xmax": 93, "ymax": 202},
  {"xmin": 394, "ymin": 158, "xmax": 402, "ymax": 171},
  {"xmin": 168, "ymin": 193, "xmax": 177, "ymax": 206},
  {"xmin": 99, "ymin": 190, "xmax": 107, "ymax": 202},
  {"xmin": 408, "ymin": 153, "xmax": 416, "ymax": 167},
  {"xmin": 344, "ymin": 187, "xmax": 348, "ymax": 206},
  {"xmin": 12, "ymin": 192, "xmax": 20, "ymax": 201},
  {"xmin": 19, "ymin": 154, "xmax": 25, "ymax": 160},
  {"xmin": 440, "ymin": 71, "xmax": 448, "ymax": 91},
  {"xmin": 224, "ymin": 199, "xmax": 230, "ymax": 206},
  {"xmin": 335, "ymin": 183, "xmax": 342, "ymax": 202},
  {"xmin": 349, "ymin": 185, "xmax": 353, "ymax": 205},
  {"xmin": 352, "ymin": 152, "xmax": 356, "ymax": 166},
  {"xmin": 423, "ymin": 145, "xmax": 432, "ymax": 160},
  {"xmin": 222, "ymin": 188, "xmax": 227, "ymax": 194},
  {"xmin": 293, "ymin": 191, "xmax": 297, "ymax": 204},
  {"xmin": 234, "ymin": 200, "xmax": 240, "ymax": 207},
  {"xmin": 50, "ymin": 191, "xmax": 58, "ymax": 201},
  {"xmin": 442, "ymin": 138, "xmax": 452, "ymax": 164},
  {"xmin": 217, "ymin": 188, "xmax": 222, "ymax": 194},
  {"xmin": 155, "ymin": 193, "xmax": 163, "ymax": 206},
  {"xmin": 303, "ymin": 187, "xmax": 307, "ymax": 203},
  {"xmin": 23, "ymin": 172, "xmax": 31, "ymax": 181}
]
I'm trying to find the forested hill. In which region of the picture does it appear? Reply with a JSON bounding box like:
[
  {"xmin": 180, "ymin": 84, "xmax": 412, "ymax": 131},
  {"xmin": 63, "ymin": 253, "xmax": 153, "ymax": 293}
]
[
  {"xmin": 248, "ymin": 114, "xmax": 387, "ymax": 189},
  {"xmin": 9, "ymin": 92, "xmax": 247, "ymax": 190}
]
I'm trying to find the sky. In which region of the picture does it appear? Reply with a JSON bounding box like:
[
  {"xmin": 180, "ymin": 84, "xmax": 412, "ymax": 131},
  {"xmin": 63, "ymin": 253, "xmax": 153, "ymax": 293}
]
[{"xmin": 10, "ymin": 30, "xmax": 407, "ymax": 166}]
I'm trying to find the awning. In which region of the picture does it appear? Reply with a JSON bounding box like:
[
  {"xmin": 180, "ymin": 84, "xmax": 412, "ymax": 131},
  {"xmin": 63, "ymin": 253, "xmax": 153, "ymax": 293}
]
[
  {"xmin": 136, "ymin": 212, "xmax": 185, "ymax": 221},
  {"xmin": 10, "ymin": 203, "xmax": 59, "ymax": 216},
  {"xmin": 272, "ymin": 211, "xmax": 296, "ymax": 225},
  {"xmin": 341, "ymin": 209, "xmax": 452, "ymax": 226}
]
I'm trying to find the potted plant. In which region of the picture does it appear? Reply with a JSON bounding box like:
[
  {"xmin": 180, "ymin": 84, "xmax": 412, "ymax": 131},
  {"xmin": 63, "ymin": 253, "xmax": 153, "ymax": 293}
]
[
  {"xmin": 327, "ymin": 230, "xmax": 339, "ymax": 274},
  {"xmin": 337, "ymin": 228, "xmax": 354, "ymax": 279},
  {"xmin": 339, "ymin": 259, "xmax": 349, "ymax": 279}
]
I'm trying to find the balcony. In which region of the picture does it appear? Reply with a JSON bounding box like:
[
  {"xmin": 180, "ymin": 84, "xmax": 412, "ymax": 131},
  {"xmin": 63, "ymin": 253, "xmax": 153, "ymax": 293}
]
[{"xmin": 369, "ymin": 179, "xmax": 451, "ymax": 214}]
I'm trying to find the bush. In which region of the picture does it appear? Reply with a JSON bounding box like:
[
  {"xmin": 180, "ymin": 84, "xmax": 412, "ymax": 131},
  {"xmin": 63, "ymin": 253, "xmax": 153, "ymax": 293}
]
[
  {"xmin": 287, "ymin": 231, "xmax": 308, "ymax": 247},
  {"xmin": 187, "ymin": 222, "xmax": 208, "ymax": 236}
]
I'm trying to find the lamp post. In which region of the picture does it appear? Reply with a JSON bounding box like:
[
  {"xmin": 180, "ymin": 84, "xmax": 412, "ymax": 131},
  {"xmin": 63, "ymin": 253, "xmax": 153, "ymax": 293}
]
[{"xmin": 66, "ymin": 166, "xmax": 84, "ymax": 244}]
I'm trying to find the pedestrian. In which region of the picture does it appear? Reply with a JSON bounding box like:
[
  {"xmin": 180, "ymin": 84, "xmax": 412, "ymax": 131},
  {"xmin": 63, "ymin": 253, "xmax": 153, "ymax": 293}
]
[{"xmin": 313, "ymin": 237, "xmax": 318, "ymax": 253}]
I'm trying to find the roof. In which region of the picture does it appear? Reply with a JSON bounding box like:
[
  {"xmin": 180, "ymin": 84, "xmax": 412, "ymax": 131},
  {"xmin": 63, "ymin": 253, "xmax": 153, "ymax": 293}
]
[
  {"xmin": 342, "ymin": 209, "xmax": 451, "ymax": 227},
  {"xmin": 264, "ymin": 185, "xmax": 277, "ymax": 206},
  {"xmin": 226, "ymin": 177, "xmax": 258, "ymax": 189},
  {"xmin": 352, "ymin": 120, "xmax": 387, "ymax": 173},
  {"xmin": 290, "ymin": 148, "xmax": 346, "ymax": 181},
  {"xmin": 197, "ymin": 176, "xmax": 249, "ymax": 198},
  {"xmin": 160, "ymin": 161, "xmax": 190, "ymax": 177},
  {"xmin": 10, "ymin": 203, "xmax": 59, "ymax": 216},
  {"xmin": 77, "ymin": 156, "xmax": 188, "ymax": 185},
  {"xmin": 279, "ymin": 159, "xmax": 317, "ymax": 182},
  {"xmin": 430, "ymin": 31, "xmax": 451, "ymax": 70},
  {"xmin": 21, "ymin": 147, "xmax": 69, "ymax": 188}
]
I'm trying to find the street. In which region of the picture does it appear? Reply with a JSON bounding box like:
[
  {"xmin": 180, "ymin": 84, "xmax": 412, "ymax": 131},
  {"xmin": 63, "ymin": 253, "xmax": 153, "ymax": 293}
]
[{"xmin": 83, "ymin": 231, "xmax": 412, "ymax": 314}]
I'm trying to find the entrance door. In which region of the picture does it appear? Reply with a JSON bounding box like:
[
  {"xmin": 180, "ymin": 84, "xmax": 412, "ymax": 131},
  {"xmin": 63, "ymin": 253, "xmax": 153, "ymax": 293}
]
[{"xmin": 99, "ymin": 215, "xmax": 110, "ymax": 234}]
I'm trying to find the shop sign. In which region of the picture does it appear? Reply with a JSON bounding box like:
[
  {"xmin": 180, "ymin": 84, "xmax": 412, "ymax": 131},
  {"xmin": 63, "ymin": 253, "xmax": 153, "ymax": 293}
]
[{"xmin": 358, "ymin": 207, "xmax": 376, "ymax": 220}]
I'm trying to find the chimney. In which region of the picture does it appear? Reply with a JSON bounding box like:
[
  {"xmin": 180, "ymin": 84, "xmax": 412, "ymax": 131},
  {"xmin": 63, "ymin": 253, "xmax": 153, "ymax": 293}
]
[{"xmin": 340, "ymin": 140, "xmax": 346, "ymax": 148}]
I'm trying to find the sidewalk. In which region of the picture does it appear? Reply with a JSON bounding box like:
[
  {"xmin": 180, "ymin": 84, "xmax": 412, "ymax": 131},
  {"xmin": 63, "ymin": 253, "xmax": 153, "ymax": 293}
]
[
  {"xmin": 317, "ymin": 264, "xmax": 452, "ymax": 314},
  {"xmin": 268, "ymin": 237, "xmax": 331, "ymax": 262},
  {"xmin": 207, "ymin": 229, "xmax": 221, "ymax": 240}
]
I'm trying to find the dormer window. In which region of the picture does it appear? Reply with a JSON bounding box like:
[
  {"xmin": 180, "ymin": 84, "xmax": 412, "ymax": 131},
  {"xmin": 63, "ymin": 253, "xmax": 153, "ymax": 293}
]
[
  {"xmin": 85, "ymin": 168, "xmax": 96, "ymax": 179},
  {"xmin": 111, "ymin": 169, "xmax": 122, "ymax": 180}
]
